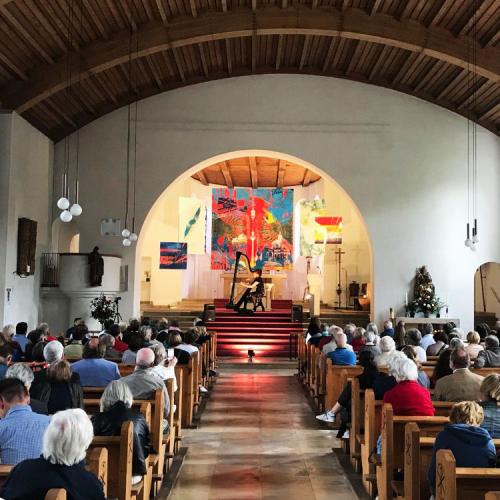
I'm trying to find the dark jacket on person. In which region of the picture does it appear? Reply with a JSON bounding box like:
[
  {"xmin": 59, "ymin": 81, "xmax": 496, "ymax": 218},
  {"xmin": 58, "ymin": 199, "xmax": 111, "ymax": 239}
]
[
  {"xmin": 92, "ymin": 401, "xmax": 152, "ymax": 476},
  {"xmin": 428, "ymin": 424, "xmax": 496, "ymax": 493},
  {"xmin": 174, "ymin": 347, "xmax": 191, "ymax": 365},
  {"xmin": 372, "ymin": 373, "xmax": 397, "ymax": 400},
  {"xmin": 475, "ymin": 347, "xmax": 500, "ymax": 368},
  {"xmin": 31, "ymin": 380, "xmax": 84, "ymax": 414},
  {"xmin": 380, "ymin": 328, "xmax": 394, "ymax": 338},
  {"xmin": 0, "ymin": 456, "xmax": 105, "ymax": 500},
  {"xmin": 481, "ymin": 400, "xmax": 500, "ymax": 439},
  {"xmin": 30, "ymin": 398, "xmax": 49, "ymax": 415}
]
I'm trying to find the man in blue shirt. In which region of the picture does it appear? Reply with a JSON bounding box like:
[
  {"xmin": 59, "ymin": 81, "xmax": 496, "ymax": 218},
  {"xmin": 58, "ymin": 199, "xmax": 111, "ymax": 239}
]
[
  {"xmin": 71, "ymin": 342, "xmax": 120, "ymax": 387},
  {"xmin": 0, "ymin": 378, "xmax": 50, "ymax": 464},
  {"xmin": 12, "ymin": 322, "xmax": 29, "ymax": 354},
  {"xmin": 327, "ymin": 333, "xmax": 357, "ymax": 366}
]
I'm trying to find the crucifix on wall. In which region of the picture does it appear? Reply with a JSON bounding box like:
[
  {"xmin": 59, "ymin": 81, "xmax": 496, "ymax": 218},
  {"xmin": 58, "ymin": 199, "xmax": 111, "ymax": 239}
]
[{"xmin": 334, "ymin": 247, "xmax": 345, "ymax": 309}]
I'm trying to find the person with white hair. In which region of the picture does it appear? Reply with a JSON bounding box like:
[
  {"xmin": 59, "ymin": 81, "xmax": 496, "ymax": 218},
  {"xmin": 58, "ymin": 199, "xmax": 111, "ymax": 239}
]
[
  {"xmin": 375, "ymin": 336, "xmax": 396, "ymax": 367},
  {"xmin": 343, "ymin": 323, "xmax": 356, "ymax": 344},
  {"xmin": 150, "ymin": 342, "xmax": 178, "ymax": 392},
  {"xmin": 1, "ymin": 324, "xmax": 15, "ymax": 343},
  {"xmin": 0, "ymin": 408, "xmax": 105, "ymax": 499},
  {"xmin": 92, "ymin": 380, "xmax": 151, "ymax": 485},
  {"xmin": 380, "ymin": 320, "xmax": 394, "ymax": 338},
  {"xmin": 327, "ymin": 333, "xmax": 356, "ymax": 366},
  {"xmin": 358, "ymin": 330, "xmax": 381, "ymax": 358},
  {"xmin": 0, "ymin": 344, "xmax": 13, "ymax": 379},
  {"xmin": 122, "ymin": 348, "xmax": 170, "ymax": 424},
  {"xmin": 372, "ymin": 350, "xmax": 405, "ymax": 399},
  {"xmin": 6, "ymin": 363, "xmax": 48, "ymax": 414}
]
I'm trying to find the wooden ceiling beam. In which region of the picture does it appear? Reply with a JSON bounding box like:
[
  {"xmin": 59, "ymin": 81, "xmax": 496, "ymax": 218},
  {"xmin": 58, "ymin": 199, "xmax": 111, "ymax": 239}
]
[
  {"xmin": 299, "ymin": 35, "xmax": 311, "ymax": 70},
  {"xmin": 303, "ymin": 169, "xmax": 312, "ymax": 187},
  {"xmin": 275, "ymin": 34, "xmax": 283, "ymax": 71},
  {"xmin": 198, "ymin": 43, "xmax": 209, "ymax": 76},
  {"xmin": 220, "ymin": 161, "xmax": 233, "ymax": 188},
  {"xmin": 197, "ymin": 169, "xmax": 209, "ymax": 185},
  {"xmin": 3, "ymin": 6, "xmax": 499, "ymax": 114},
  {"xmin": 277, "ymin": 159, "xmax": 286, "ymax": 187},
  {"xmin": 249, "ymin": 156, "xmax": 258, "ymax": 188},
  {"xmin": 221, "ymin": 0, "xmax": 228, "ymax": 12},
  {"xmin": 225, "ymin": 39, "xmax": 232, "ymax": 73},
  {"xmin": 369, "ymin": 0, "xmax": 382, "ymax": 16},
  {"xmin": 156, "ymin": 0, "xmax": 169, "ymax": 24}
]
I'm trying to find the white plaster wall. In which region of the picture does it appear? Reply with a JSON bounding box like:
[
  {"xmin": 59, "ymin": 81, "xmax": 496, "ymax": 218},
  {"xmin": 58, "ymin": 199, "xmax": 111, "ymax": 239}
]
[
  {"xmin": 52, "ymin": 75, "xmax": 500, "ymax": 330},
  {"xmin": 0, "ymin": 113, "xmax": 53, "ymax": 328}
]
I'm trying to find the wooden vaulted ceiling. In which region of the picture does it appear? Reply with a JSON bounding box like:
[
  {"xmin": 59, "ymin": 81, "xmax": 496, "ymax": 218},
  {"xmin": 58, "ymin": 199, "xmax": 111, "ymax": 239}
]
[
  {"xmin": 0, "ymin": 0, "xmax": 498, "ymax": 141},
  {"xmin": 191, "ymin": 156, "xmax": 322, "ymax": 187}
]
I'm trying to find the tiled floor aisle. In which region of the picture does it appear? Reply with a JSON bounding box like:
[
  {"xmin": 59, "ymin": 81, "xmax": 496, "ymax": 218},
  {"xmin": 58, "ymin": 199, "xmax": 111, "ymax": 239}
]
[{"xmin": 168, "ymin": 369, "xmax": 359, "ymax": 499}]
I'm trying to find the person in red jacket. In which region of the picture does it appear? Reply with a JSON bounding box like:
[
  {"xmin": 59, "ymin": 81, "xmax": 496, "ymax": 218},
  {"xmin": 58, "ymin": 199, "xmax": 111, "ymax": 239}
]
[{"xmin": 383, "ymin": 356, "xmax": 435, "ymax": 416}]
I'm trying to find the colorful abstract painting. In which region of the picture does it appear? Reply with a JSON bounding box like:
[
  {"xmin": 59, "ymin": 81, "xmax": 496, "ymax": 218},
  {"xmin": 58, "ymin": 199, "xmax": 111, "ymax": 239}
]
[
  {"xmin": 315, "ymin": 216, "xmax": 343, "ymax": 244},
  {"xmin": 211, "ymin": 187, "xmax": 294, "ymax": 270},
  {"xmin": 300, "ymin": 199, "xmax": 326, "ymax": 256},
  {"xmin": 179, "ymin": 197, "xmax": 206, "ymax": 254},
  {"xmin": 159, "ymin": 242, "xmax": 188, "ymax": 269}
]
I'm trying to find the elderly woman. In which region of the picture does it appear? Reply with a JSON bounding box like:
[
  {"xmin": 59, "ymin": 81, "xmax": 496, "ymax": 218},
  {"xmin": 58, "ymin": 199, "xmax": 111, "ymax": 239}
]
[
  {"xmin": 0, "ymin": 409, "xmax": 105, "ymax": 499},
  {"xmin": 428, "ymin": 401, "xmax": 496, "ymax": 495},
  {"xmin": 465, "ymin": 331, "xmax": 483, "ymax": 360},
  {"xmin": 401, "ymin": 345, "xmax": 430, "ymax": 388},
  {"xmin": 475, "ymin": 335, "xmax": 500, "ymax": 368},
  {"xmin": 351, "ymin": 327, "xmax": 366, "ymax": 352},
  {"xmin": 426, "ymin": 331, "xmax": 448, "ymax": 356},
  {"xmin": 92, "ymin": 380, "xmax": 151, "ymax": 485},
  {"xmin": 359, "ymin": 330, "xmax": 381, "ymax": 357},
  {"xmin": 480, "ymin": 374, "xmax": 500, "ymax": 438},
  {"xmin": 376, "ymin": 336, "xmax": 396, "ymax": 367},
  {"xmin": 98, "ymin": 333, "xmax": 122, "ymax": 360},
  {"xmin": 5, "ymin": 363, "xmax": 48, "ymax": 414},
  {"xmin": 406, "ymin": 328, "xmax": 427, "ymax": 362},
  {"xmin": 166, "ymin": 332, "xmax": 191, "ymax": 365},
  {"xmin": 150, "ymin": 342, "xmax": 178, "ymax": 392}
]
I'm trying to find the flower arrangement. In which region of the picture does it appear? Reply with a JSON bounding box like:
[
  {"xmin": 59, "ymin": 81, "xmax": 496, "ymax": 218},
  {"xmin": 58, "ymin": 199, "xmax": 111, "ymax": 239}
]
[
  {"xmin": 90, "ymin": 294, "xmax": 115, "ymax": 325},
  {"xmin": 409, "ymin": 266, "xmax": 445, "ymax": 316}
]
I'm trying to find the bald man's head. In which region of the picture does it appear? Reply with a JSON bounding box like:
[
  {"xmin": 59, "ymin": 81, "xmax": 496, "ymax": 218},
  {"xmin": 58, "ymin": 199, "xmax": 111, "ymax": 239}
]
[{"xmin": 135, "ymin": 348, "xmax": 155, "ymax": 369}]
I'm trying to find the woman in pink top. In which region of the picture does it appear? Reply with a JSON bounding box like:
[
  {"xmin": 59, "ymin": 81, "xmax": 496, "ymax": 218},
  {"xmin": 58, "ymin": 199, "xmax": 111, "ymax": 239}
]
[{"xmin": 465, "ymin": 331, "xmax": 484, "ymax": 360}]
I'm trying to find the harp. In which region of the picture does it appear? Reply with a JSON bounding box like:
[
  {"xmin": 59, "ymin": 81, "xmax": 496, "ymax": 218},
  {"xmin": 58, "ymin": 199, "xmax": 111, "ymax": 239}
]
[{"xmin": 226, "ymin": 251, "xmax": 255, "ymax": 308}]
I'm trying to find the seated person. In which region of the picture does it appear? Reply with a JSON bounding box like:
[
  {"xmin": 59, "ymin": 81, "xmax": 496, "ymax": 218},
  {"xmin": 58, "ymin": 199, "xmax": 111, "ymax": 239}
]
[
  {"xmin": 5, "ymin": 363, "xmax": 48, "ymax": 415},
  {"xmin": 480, "ymin": 374, "xmax": 500, "ymax": 438},
  {"xmin": 0, "ymin": 344, "xmax": 13, "ymax": 379},
  {"xmin": 12, "ymin": 322, "xmax": 29, "ymax": 356},
  {"xmin": 372, "ymin": 350, "xmax": 404, "ymax": 399},
  {"xmin": 63, "ymin": 324, "xmax": 87, "ymax": 359},
  {"xmin": 430, "ymin": 347, "xmax": 452, "ymax": 387},
  {"xmin": 0, "ymin": 408, "xmax": 105, "ymax": 500},
  {"xmin": 177, "ymin": 330, "xmax": 200, "ymax": 355},
  {"xmin": 309, "ymin": 324, "xmax": 330, "ymax": 347},
  {"xmin": 475, "ymin": 335, "xmax": 500, "ymax": 368},
  {"xmin": 383, "ymin": 357, "xmax": 434, "ymax": 416},
  {"xmin": 0, "ymin": 378, "xmax": 50, "ymax": 465},
  {"xmin": 406, "ymin": 328, "xmax": 427, "ymax": 362},
  {"xmin": 305, "ymin": 316, "xmax": 322, "ymax": 344},
  {"xmin": 121, "ymin": 332, "xmax": 144, "ymax": 365},
  {"xmin": 98, "ymin": 333, "xmax": 122, "ymax": 360},
  {"xmin": 31, "ymin": 360, "xmax": 84, "ymax": 414},
  {"xmin": 234, "ymin": 269, "xmax": 265, "ymax": 312},
  {"xmin": 316, "ymin": 351, "xmax": 379, "ymax": 436},
  {"xmin": 380, "ymin": 320, "xmax": 394, "ymax": 338},
  {"xmin": 351, "ymin": 327, "xmax": 366, "ymax": 353},
  {"xmin": 109, "ymin": 323, "xmax": 128, "ymax": 353},
  {"xmin": 419, "ymin": 323, "xmax": 435, "ymax": 351},
  {"xmin": 401, "ymin": 345, "xmax": 430, "ymax": 388},
  {"xmin": 321, "ymin": 326, "xmax": 341, "ymax": 354},
  {"xmin": 428, "ymin": 401, "xmax": 496, "ymax": 495},
  {"xmin": 165, "ymin": 332, "xmax": 191, "ymax": 365},
  {"xmin": 122, "ymin": 348, "xmax": 170, "ymax": 428},
  {"xmin": 426, "ymin": 331, "xmax": 448, "ymax": 357},
  {"xmin": 327, "ymin": 333, "xmax": 356, "ymax": 366},
  {"xmin": 434, "ymin": 348, "xmax": 484, "ymax": 401},
  {"xmin": 465, "ymin": 330, "xmax": 483, "ymax": 360},
  {"xmin": 71, "ymin": 341, "xmax": 120, "ymax": 387},
  {"xmin": 92, "ymin": 380, "xmax": 151, "ymax": 485},
  {"xmin": 375, "ymin": 336, "xmax": 396, "ymax": 367},
  {"xmin": 358, "ymin": 330, "xmax": 381, "ymax": 358},
  {"xmin": 150, "ymin": 343, "xmax": 178, "ymax": 392}
]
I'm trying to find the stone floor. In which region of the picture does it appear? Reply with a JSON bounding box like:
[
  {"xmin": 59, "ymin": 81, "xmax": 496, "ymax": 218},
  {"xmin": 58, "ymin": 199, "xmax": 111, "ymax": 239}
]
[{"xmin": 168, "ymin": 367, "xmax": 359, "ymax": 500}]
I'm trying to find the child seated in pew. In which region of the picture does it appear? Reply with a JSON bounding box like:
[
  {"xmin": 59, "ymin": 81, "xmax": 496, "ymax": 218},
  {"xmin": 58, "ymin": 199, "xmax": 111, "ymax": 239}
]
[
  {"xmin": 316, "ymin": 351, "xmax": 379, "ymax": 437},
  {"xmin": 92, "ymin": 380, "xmax": 152, "ymax": 486},
  {"xmin": 428, "ymin": 401, "xmax": 497, "ymax": 496}
]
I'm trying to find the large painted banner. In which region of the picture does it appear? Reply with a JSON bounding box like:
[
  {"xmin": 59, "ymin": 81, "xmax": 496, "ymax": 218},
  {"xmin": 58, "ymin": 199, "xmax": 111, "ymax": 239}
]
[
  {"xmin": 300, "ymin": 199, "xmax": 326, "ymax": 256},
  {"xmin": 211, "ymin": 187, "xmax": 294, "ymax": 270},
  {"xmin": 159, "ymin": 242, "xmax": 188, "ymax": 269},
  {"xmin": 178, "ymin": 197, "xmax": 206, "ymax": 254},
  {"xmin": 315, "ymin": 216, "xmax": 343, "ymax": 244}
]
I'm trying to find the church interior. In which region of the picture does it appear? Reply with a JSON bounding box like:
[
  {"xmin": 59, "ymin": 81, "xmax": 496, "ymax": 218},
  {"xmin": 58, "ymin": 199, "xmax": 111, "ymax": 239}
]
[{"xmin": 0, "ymin": 0, "xmax": 499, "ymax": 499}]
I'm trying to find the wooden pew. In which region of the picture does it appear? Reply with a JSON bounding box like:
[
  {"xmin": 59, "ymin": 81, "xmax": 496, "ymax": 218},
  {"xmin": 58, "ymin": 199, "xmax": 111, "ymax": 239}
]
[
  {"xmin": 376, "ymin": 403, "xmax": 449, "ymax": 500},
  {"xmin": 175, "ymin": 357, "xmax": 196, "ymax": 427},
  {"xmin": 400, "ymin": 424, "xmax": 500, "ymax": 500},
  {"xmin": 45, "ymin": 490, "xmax": 66, "ymax": 500},
  {"xmin": 486, "ymin": 493, "xmax": 500, "ymax": 500},
  {"xmin": 435, "ymin": 449, "xmax": 500, "ymax": 500}
]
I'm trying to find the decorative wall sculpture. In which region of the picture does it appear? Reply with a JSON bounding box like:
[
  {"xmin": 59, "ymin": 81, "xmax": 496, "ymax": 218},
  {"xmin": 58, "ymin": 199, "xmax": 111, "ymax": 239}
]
[
  {"xmin": 178, "ymin": 197, "xmax": 206, "ymax": 254},
  {"xmin": 299, "ymin": 199, "xmax": 325, "ymax": 256},
  {"xmin": 159, "ymin": 242, "xmax": 188, "ymax": 269},
  {"xmin": 211, "ymin": 187, "xmax": 294, "ymax": 270}
]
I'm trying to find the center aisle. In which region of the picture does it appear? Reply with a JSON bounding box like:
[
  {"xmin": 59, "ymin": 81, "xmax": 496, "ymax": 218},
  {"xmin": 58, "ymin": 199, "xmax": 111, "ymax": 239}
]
[{"xmin": 168, "ymin": 368, "xmax": 359, "ymax": 500}]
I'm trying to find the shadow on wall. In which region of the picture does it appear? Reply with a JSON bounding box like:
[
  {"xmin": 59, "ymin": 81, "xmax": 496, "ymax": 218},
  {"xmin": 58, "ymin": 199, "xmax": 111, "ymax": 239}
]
[{"xmin": 474, "ymin": 262, "xmax": 500, "ymax": 325}]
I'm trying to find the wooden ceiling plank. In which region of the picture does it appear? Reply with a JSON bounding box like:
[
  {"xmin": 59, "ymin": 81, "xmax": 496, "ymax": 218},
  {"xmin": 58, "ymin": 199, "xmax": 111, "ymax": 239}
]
[
  {"xmin": 479, "ymin": 101, "xmax": 500, "ymax": 120},
  {"xmin": 145, "ymin": 55, "xmax": 163, "ymax": 87},
  {"xmin": 249, "ymin": 156, "xmax": 258, "ymax": 188},
  {"xmin": 94, "ymin": 74, "xmax": 119, "ymax": 103},
  {"xmin": 171, "ymin": 48, "xmax": 186, "ymax": 81},
  {"xmin": 43, "ymin": 1, "xmax": 80, "ymax": 49},
  {"xmin": 368, "ymin": 44, "xmax": 387, "ymax": 79},
  {"xmin": 251, "ymin": 32, "xmax": 257, "ymax": 71},
  {"xmin": 311, "ymin": 0, "xmax": 318, "ymax": 9},
  {"xmin": 277, "ymin": 159, "xmax": 286, "ymax": 187},
  {"xmin": 198, "ymin": 43, "xmax": 209, "ymax": 76},
  {"xmin": 225, "ymin": 38, "xmax": 232, "ymax": 73},
  {"xmin": 458, "ymin": 0, "xmax": 495, "ymax": 36},
  {"xmin": 369, "ymin": 0, "xmax": 383, "ymax": 16},
  {"xmin": 457, "ymin": 80, "xmax": 492, "ymax": 109},
  {"xmin": 24, "ymin": 0, "xmax": 67, "ymax": 53},
  {"xmin": 197, "ymin": 169, "xmax": 209, "ymax": 185},
  {"xmin": 190, "ymin": 0, "xmax": 198, "ymax": 17},
  {"xmin": 0, "ymin": 41, "xmax": 27, "ymax": 80},
  {"xmin": 220, "ymin": 161, "xmax": 234, "ymax": 187},
  {"xmin": 302, "ymin": 169, "xmax": 312, "ymax": 186},
  {"xmin": 435, "ymin": 68, "xmax": 468, "ymax": 100},
  {"xmin": 399, "ymin": 0, "xmax": 416, "ymax": 20},
  {"xmin": 346, "ymin": 40, "xmax": 364, "ymax": 75},
  {"xmin": 322, "ymin": 37, "xmax": 337, "ymax": 72},
  {"xmin": 120, "ymin": 0, "xmax": 138, "ymax": 31},
  {"xmin": 275, "ymin": 34, "xmax": 284, "ymax": 70},
  {"xmin": 299, "ymin": 35, "xmax": 311, "ymax": 70},
  {"xmin": 428, "ymin": 0, "xmax": 454, "ymax": 26},
  {"xmin": 252, "ymin": 0, "xmax": 257, "ymax": 11},
  {"xmin": 156, "ymin": 0, "xmax": 169, "ymax": 23},
  {"xmin": 104, "ymin": 0, "xmax": 126, "ymax": 30},
  {"xmin": 281, "ymin": 0, "xmax": 287, "ymax": 8}
]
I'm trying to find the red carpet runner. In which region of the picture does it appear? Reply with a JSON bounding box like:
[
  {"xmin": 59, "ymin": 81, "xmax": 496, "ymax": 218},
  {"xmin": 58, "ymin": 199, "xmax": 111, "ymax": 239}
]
[{"xmin": 208, "ymin": 300, "xmax": 303, "ymax": 357}]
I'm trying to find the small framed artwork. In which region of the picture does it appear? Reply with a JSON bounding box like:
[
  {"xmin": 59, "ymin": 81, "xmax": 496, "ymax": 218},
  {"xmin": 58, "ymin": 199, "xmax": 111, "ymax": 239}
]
[{"xmin": 159, "ymin": 242, "xmax": 188, "ymax": 269}]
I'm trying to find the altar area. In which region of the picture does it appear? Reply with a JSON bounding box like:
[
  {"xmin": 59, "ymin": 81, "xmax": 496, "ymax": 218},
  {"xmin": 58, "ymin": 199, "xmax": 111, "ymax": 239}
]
[{"xmin": 221, "ymin": 272, "xmax": 287, "ymax": 299}]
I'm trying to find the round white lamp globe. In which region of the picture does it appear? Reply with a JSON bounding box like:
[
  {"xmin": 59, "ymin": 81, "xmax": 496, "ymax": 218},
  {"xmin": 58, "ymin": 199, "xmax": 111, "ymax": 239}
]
[
  {"xmin": 57, "ymin": 197, "xmax": 70, "ymax": 210},
  {"xmin": 121, "ymin": 228, "xmax": 130, "ymax": 238},
  {"xmin": 129, "ymin": 232, "xmax": 138, "ymax": 242},
  {"xmin": 472, "ymin": 234, "xmax": 479, "ymax": 244},
  {"xmin": 470, "ymin": 243, "xmax": 477, "ymax": 252},
  {"xmin": 60, "ymin": 210, "xmax": 73, "ymax": 222},
  {"xmin": 69, "ymin": 203, "xmax": 82, "ymax": 217},
  {"xmin": 464, "ymin": 238, "xmax": 472, "ymax": 248},
  {"xmin": 122, "ymin": 238, "xmax": 132, "ymax": 247}
]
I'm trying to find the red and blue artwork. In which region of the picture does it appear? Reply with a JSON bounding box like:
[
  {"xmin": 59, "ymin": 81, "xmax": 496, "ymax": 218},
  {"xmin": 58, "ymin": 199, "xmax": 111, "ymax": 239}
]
[
  {"xmin": 159, "ymin": 242, "xmax": 188, "ymax": 269},
  {"xmin": 211, "ymin": 187, "xmax": 294, "ymax": 270}
]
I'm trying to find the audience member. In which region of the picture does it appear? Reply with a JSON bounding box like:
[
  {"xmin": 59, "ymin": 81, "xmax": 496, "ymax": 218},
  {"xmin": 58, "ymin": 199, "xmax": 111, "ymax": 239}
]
[
  {"xmin": 122, "ymin": 332, "xmax": 144, "ymax": 365},
  {"xmin": 92, "ymin": 380, "xmax": 152, "ymax": 485},
  {"xmin": 327, "ymin": 333, "xmax": 356, "ymax": 366},
  {"xmin": 351, "ymin": 327, "xmax": 366, "ymax": 352},
  {"xmin": 358, "ymin": 330, "xmax": 381, "ymax": 358},
  {"xmin": 479, "ymin": 374, "xmax": 500, "ymax": 438},
  {"xmin": 394, "ymin": 321, "xmax": 406, "ymax": 349},
  {"xmin": 406, "ymin": 328, "xmax": 427, "ymax": 362},
  {"xmin": 109, "ymin": 323, "xmax": 128, "ymax": 353},
  {"xmin": 166, "ymin": 332, "xmax": 191, "ymax": 365},
  {"xmin": 431, "ymin": 348, "xmax": 453, "ymax": 387},
  {"xmin": 344, "ymin": 323, "xmax": 356, "ymax": 344},
  {"xmin": 0, "ymin": 344, "xmax": 13, "ymax": 379},
  {"xmin": 0, "ymin": 378, "xmax": 50, "ymax": 465},
  {"xmin": 37, "ymin": 323, "xmax": 56, "ymax": 342},
  {"xmin": 1, "ymin": 324, "xmax": 15, "ymax": 344},
  {"xmin": 177, "ymin": 330, "xmax": 200, "ymax": 354},
  {"xmin": 140, "ymin": 325, "xmax": 154, "ymax": 347},
  {"xmin": 433, "ymin": 348, "xmax": 484, "ymax": 401},
  {"xmin": 375, "ymin": 336, "xmax": 396, "ymax": 367},
  {"xmin": 428, "ymin": 401, "xmax": 495, "ymax": 495},
  {"xmin": 12, "ymin": 322, "xmax": 29, "ymax": 354},
  {"xmin": 25, "ymin": 328, "xmax": 48, "ymax": 361},
  {"xmin": 31, "ymin": 340, "xmax": 69, "ymax": 392},
  {"xmin": 321, "ymin": 326, "xmax": 341, "ymax": 354},
  {"xmin": 366, "ymin": 322, "xmax": 379, "ymax": 337},
  {"xmin": 306, "ymin": 316, "xmax": 322, "ymax": 343},
  {"xmin": 155, "ymin": 319, "xmax": 170, "ymax": 344},
  {"xmin": 380, "ymin": 320, "xmax": 394, "ymax": 338},
  {"xmin": 122, "ymin": 348, "xmax": 170, "ymax": 424},
  {"xmin": 99, "ymin": 333, "xmax": 122, "ymax": 360},
  {"xmin": 476, "ymin": 323, "xmax": 491, "ymax": 341},
  {"xmin": 150, "ymin": 343, "xmax": 178, "ymax": 392},
  {"xmin": 401, "ymin": 345, "xmax": 430, "ymax": 388},
  {"xmin": 383, "ymin": 357, "xmax": 434, "ymax": 416},
  {"xmin": 449, "ymin": 337, "xmax": 465, "ymax": 350},
  {"xmin": 5, "ymin": 363, "xmax": 47, "ymax": 414},
  {"xmin": 71, "ymin": 342, "xmax": 120, "ymax": 387},
  {"xmin": 65, "ymin": 317, "xmax": 83, "ymax": 339},
  {"xmin": 372, "ymin": 351, "xmax": 403, "ymax": 399},
  {"xmin": 426, "ymin": 331, "xmax": 448, "ymax": 356},
  {"xmin": 99, "ymin": 318, "xmax": 114, "ymax": 336},
  {"xmin": 64, "ymin": 324, "xmax": 87, "ymax": 358},
  {"xmin": 475, "ymin": 335, "xmax": 500, "ymax": 368},
  {"xmin": 0, "ymin": 408, "xmax": 105, "ymax": 499},
  {"xmin": 31, "ymin": 360, "xmax": 84, "ymax": 414},
  {"xmin": 465, "ymin": 331, "xmax": 484, "ymax": 360},
  {"xmin": 419, "ymin": 323, "xmax": 435, "ymax": 351}
]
